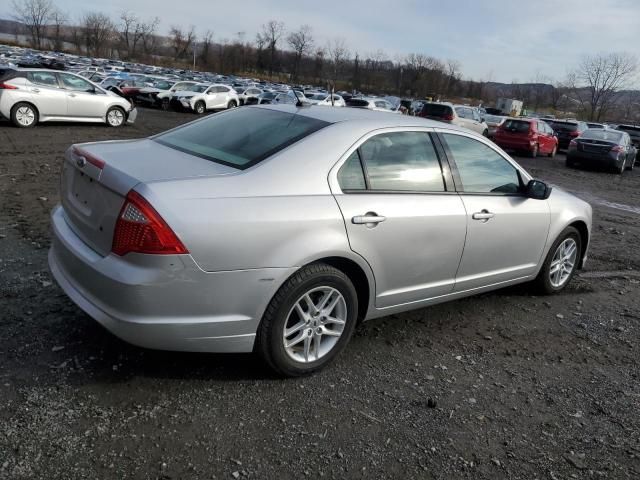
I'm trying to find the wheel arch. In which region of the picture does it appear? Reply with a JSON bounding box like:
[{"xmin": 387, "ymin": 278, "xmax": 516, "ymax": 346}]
[
  {"xmin": 11, "ymin": 100, "xmax": 39, "ymax": 119},
  {"xmin": 568, "ymin": 220, "xmax": 589, "ymax": 269}
]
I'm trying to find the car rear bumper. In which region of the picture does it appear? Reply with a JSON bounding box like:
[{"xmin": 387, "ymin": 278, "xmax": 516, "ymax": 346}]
[
  {"xmin": 494, "ymin": 138, "xmax": 535, "ymax": 151},
  {"xmin": 48, "ymin": 205, "xmax": 295, "ymax": 353},
  {"xmin": 566, "ymin": 151, "xmax": 620, "ymax": 167}
]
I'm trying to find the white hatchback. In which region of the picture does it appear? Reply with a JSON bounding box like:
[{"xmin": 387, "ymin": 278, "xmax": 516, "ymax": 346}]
[{"xmin": 0, "ymin": 68, "xmax": 136, "ymax": 128}]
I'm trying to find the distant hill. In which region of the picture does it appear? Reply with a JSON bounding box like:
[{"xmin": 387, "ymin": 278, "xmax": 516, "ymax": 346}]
[{"xmin": 0, "ymin": 18, "xmax": 22, "ymax": 35}]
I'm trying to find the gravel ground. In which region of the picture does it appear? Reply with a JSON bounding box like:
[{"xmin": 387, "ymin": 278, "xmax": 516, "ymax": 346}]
[{"xmin": 1, "ymin": 108, "xmax": 639, "ymax": 480}]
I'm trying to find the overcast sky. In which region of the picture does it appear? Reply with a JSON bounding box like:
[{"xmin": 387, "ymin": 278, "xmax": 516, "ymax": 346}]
[{"xmin": 3, "ymin": 0, "xmax": 639, "ymax": 83}]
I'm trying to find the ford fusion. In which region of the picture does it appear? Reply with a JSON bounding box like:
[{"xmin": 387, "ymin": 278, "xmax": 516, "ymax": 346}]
[{"xmin": 49, "ymin": 105, "xmax": 592, "ymax": 376}]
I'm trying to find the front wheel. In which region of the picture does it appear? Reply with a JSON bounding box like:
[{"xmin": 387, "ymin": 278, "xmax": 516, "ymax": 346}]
[
  {"xmin": 160, "ymin": 98, "xmax": 170, "ymax": 111},
  {"xmin": 533, "ymin": 226, "xmax": 581, "ymax": 294},
  {"xmin": 529, "ymin": 144, "xmax": 538, "ymax": 158},
  {"xmin": 106, "ymin": 106, "xmax": 125, "ymax": 127},
  {"xmin": 256, "ymin": 263, "xmax": 358, "ymax": 377},
  {"xmin": 194, "ymin": 101, "xmax": 206, "ymax": 114},
  {"xmin": 227, "ymin": 100, "xmax": 237, "ymax": 109}
]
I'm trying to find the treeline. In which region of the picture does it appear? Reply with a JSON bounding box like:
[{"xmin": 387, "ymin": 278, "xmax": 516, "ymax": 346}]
[{"xmin": 8, "ymin": 0, "xmax": 640, "ymax": 121}]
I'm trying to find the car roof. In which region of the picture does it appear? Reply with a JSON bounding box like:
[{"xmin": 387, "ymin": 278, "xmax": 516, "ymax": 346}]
[{"xmin": 254, "ymin": 104, "xmax": 470, "ymax": 132}]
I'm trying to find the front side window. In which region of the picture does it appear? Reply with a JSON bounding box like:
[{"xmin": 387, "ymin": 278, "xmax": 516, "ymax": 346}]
[
  {"xmin": 357, "ymin": 132, "xmax": 444, "ymax": 192},
  {"xmin": 442, "ymin": 133, "xmax": 521, "ymax": 194},
  {"xmin": 59, "ymin": 73, "xmax": 93, "ymax": 91}
]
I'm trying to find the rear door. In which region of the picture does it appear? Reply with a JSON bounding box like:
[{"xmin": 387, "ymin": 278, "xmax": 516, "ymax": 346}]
[
  {"xmin": 331, "ymin": 130, "xmax": 467, "ymax": 307},
  {"xmin": 59, "ymin": 73, "xmax": 106, "ymax": 119},
  {"xmin": 438, "ymin": 131, "xmax": 550, "ymax": 291},
  {"xmin": 26, "ymin": 71, "xmax": 67, "ymax": 117}
]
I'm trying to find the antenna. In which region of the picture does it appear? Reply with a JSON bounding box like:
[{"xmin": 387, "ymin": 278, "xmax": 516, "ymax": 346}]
[{"xmin": 291, "ymin": 89, "xmax": 304, "ymax": 107}]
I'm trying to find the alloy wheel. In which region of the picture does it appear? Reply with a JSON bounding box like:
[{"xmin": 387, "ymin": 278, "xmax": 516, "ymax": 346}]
[
  {"xmin": 549, "ymin": 238, "xmax": 577, "ymax": 288},
  {"xmin": 282, "ymin": 286, "xmax": 347, "ymax": 363},
  {"xmin": 16, "ymin": 106, "xmax": 35, "ymax": 127},
  {"xmin": 107, "ymin": 109, "xmax": 124, "ymax": 126}
]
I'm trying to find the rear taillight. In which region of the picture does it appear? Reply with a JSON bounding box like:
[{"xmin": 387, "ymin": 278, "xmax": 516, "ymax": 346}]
[
  {"xmin": 0, "ymin": 83, "xmax": 18, "ymax": 90},
  {"xmin": 610, "ymin": 145, "xmax": 624, "ymax": 153},
  {"xmin": 112, "ymin": 190, "xmax": 188, "ymax": 256},
  {"xmin": 570, "ymin": 131, "xmax": 580, "ymax": 137},
  {"xmin": 569, "ymin": 139, "xmax": 578, "ymax": 148},
  {"xmin": 443, "ymin": 114, "xmax": 454, "ymax": 121}
]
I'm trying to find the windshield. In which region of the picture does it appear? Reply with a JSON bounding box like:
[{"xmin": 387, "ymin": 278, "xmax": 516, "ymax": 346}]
[
  {"xmin": 422, "ymin": 103, "xmax": 453, "ymax": 117},
  {"xmin": 191, "ymin": 85, "xmax": 208, "ymax": 93},
  {"xmin": 309, "ymin": 93, "xmax": 328, "ymax": 100},
  {"xmin": 153, "ymin": 80, "xmax": 170, "ymax": 88},
  {"xmin": 502, "ymin": 120, "xmax": 531, "ymax": 133},
  {"xmin": 154, "ymin": 108, "xmax": 330, "ymax": 169},
  {"xmin": 581, "ymin": 130, "xmax": 623, "ymax": 142},
  {"xmin": 549, "ymin": 121, "xmax": 578, "ymax": 132}
]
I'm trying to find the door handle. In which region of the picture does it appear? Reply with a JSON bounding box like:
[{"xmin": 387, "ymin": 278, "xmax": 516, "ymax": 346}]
[
  {"xmin": 352, "ymin": 213, "xmax": 386, "ymax": 225},
  {"xmin": 472, "ymin": 210, "xmax": 495, "ymax": 221},
  {"xmin": 31, "ymin": 88, "xmax": 40, "ymax": 93},
  {"xmin": 68, "ymin": 93, "xmax": 76, "ymax": 97}
]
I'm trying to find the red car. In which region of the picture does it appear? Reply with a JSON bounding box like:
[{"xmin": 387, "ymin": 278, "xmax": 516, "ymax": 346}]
[{"xmin": 493, "ymin": 118, "xmax": 558, "ymax": 158}]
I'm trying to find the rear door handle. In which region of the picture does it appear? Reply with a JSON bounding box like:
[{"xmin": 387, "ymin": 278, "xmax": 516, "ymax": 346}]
[
  {"xmin": 472, "ymin": 210, "xmax": 495, "ymax": 221},
  {"xmin": 352, "ymin": 214, "xmax": 386, "ymax": 225},
  {"xmin": 68, "ymin": 93, "xmax": 76, "ymax": 97},
  {"xmin": 31, "ymin": 88, "xmax": 40, "ymax": 93}
]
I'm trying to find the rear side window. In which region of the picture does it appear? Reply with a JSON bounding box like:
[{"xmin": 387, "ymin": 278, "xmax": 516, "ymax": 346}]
[
  {"xmin": 338, "ymin": 151, "xmax": 366, "ymax": 190},
  {"xmin": 355, "ymin": 132, "xmax": 445, "ymax": 192},
  {"xmin": 550, "ymin": 122, "xmax": 578, "ymax": 132},
  {"xmin": 502, "ymin": 120, "xmax": 531, "ymax": 133},
  {"xmin": 346, "ymin": 99, "xmax": 370, "ymax": 108},
  {"xmin": 423, "ymin": 104, "xmax": 453, "ymax": 117},
  {"xmin": 155, "ymin": 108, "xmax": 329, "ymax": 169},
  {"xmin": 442, "ymin": 134, "xmax": 521, "ymax": 194},
  {"xmin": 27, "ymin": 71, "xmax": 58, "ymax": 87}
]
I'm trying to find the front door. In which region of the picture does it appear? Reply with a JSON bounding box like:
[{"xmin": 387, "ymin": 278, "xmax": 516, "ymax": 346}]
[
  {"xmin": 332, "ymin": 130, "xmax": 467, "ymax": 308},
  {"xmin": 59, "ymin": 73, "xmax": 106, "ymax": 119},
  {"xmin": 439, "ymin": 132, "xmax": 551, "ymax": 292}
]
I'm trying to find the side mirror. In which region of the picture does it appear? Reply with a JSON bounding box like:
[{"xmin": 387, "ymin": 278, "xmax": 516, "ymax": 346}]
[
  {"xmin": 525, "ymin": 179, "xmax": 552, "ymax": 200},
  {"xmin": 86, "ymin": 86, "xmax": 96, "ymax": 94}
]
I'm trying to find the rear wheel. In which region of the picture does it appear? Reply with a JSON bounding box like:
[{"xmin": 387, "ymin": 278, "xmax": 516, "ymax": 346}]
[
  {"xmin": 616, "ymin": 157, "xmax": 626, "ymax": 174},
  {"xmin": 565, "ymin": 158, "xmax": 574, "ymax": 168},
  {"xmin": 482, "ymin": 129, "xmax": 489, "ymax": 137},
  {"xmin": 256, "ymin": 263, "xmax": 358, "ymax": 377},
  {"xmin": 529, "ymin": 144, "xmax": 538, "ymax": 158},
  {"xmin": 548, "ymin": 145, "xmax": 557, "ymax": 158},
  {"xmin": 533, "ymin": 226, "xmax": 581, "ymax": 294},
  {"xmin": 227, "ymin": 100, "xmax": 238, "ymax": 109},
  {"xmin": 11, "ymin": 102, "xmax": 38, "ymax": 128},
  {"xmin": 106, "ymin": 106, "xmax": 125, "ymax": 127},
  {"xmin": 195, "ymin": 101, "xmax": 206, "ymax": 114}
]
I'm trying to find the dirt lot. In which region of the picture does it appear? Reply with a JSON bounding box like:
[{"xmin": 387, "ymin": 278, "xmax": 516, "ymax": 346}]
[{"xmin": 1, "ymin": 108, "xmax": 639, "ymax": 480}]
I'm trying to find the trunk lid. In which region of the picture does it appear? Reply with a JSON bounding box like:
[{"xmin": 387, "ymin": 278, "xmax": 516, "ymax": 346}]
[{"xmin": 60, "ymin": 139, "xmax": 236, "ymax": 256}]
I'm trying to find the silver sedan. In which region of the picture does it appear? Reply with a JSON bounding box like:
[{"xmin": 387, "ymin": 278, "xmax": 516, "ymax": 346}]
[{"xmin": 49, "ymin": 106, "xmax": 592, "ymax": 376}]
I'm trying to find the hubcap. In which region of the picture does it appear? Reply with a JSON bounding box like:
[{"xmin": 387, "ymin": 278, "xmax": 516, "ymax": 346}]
[
  {"xmin": 107, "ymin": 109, "xmax": 124, "ymax": 126},
  {"xmin": 16, "ymin": 106, "xmax": 35, "ymax": 126},
  {"xmin": 549, "ymin": 238, "xmax": 577, "ymax": 288},
  {"xmin": 283, "ymin": 286, "xmax": 347, "ymax": 363}
]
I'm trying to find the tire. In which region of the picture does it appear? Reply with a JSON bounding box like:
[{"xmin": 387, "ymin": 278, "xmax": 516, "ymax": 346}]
[
  {"xmin": 255, "ymin": 263, "xmax": 358, "ymax": 377},
  {"xmin": 482, "ymin": 129, "xmax": 489, "ymax": 137},
  {"xmin": 105, "ymin": 106, "xmax": 125, "ymax": 127},
  {"xmin": 548, "ymin": 145, "xmax": 557, "ymax": 158},
  {"xmin": 11, "ymin": 102, "xmax": 38, "ymax": 128},
  {"xmin": 227, "ymin": 100, "xmax": 237, "ymax": 109},
  {"xmin": 195, "ymin": 101, "xmax": 206, "ymax": 114},
  {"xmin": 616, "ymin": 157, "xmax": 626, "ymax": 175},
  {"xmin": 565, "ymin": 158, "xmax": 574, "ymax": 168},
  {"xmin": 533, "ymin": 226, "xmax": 581, "ymax": 295},
  {"xmin": 529, "ymin": 144, "xmax": 538, "ymax": 158},
  {"xmin": 161, "ymin": 98, "xmax": 170, "ymax": 111}
]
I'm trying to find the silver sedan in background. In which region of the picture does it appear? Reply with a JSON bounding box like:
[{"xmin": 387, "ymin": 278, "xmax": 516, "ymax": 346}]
[
  {"xmin": 49, "ymin": 106, "xmax": 592, "ymax": 376},
  {"xmin": 0, "ymin": 68, "xmax": 136, "ymax": 128}
]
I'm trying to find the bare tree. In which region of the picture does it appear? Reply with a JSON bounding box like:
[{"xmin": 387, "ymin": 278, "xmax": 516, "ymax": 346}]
[
  {"xmin": 11, "ymin": 0, "xmax": 53, "ymax": 49},
  {"xmin": 169, "ymin": 25, "xmax": 196, "ymax": 60},
  {"xmin": 568, "ymin": 52, "xmax": 637, "ymax": 121},
  {"xmin": 49, "ymin": 9, "xmax": 67, "ymax": 51},
  {"xmin": 118, "ymin": 12, "xmax": 158, "ymax": 60},
  {"xmin": 81, "ymin": 12, "xmax": 115, "ymax": 57},
  {"xmin": 259, "ymin": 20, "xmax": 285, "ymax": 77},
  {"xmin": 328, "ymin": 37, "xmax": 349, "ymax": 82},
  {"xmin": 199, "ymin": 30, "xmax": 213, "ymax": 66},
  {"xmin": 287, "ymin": 25, "xmax": 313, "ymax": 81}
]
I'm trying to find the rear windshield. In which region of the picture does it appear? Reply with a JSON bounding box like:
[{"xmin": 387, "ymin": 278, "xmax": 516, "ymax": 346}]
[
  {"xmin": 346, "ymin": 99, "xmax": 370, "ymax": 108},
  {"xmin": 154, "ymin": 108, "xmax": 329, "ymax": 169},
  {"xmin": 617, "ymin": 125, "xmax": 640, "ymax": 134},
  {"xmin": 484, "ymin": 115, "xmax": 504, "ymax": 123},
  {"xmin": 581, "ymin": 130, "xmax": 623, "ymax": 142},
  {"xmin": 502, "ymin": 120, "xmax": 531, "ymax": 133},
  {"xmin": 421, "ymin": 103, "xmax": 453, "ymax": 117},
  {"xmin": 549, "ymin": 121, "xmax": 578, "ymax": 131}
]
